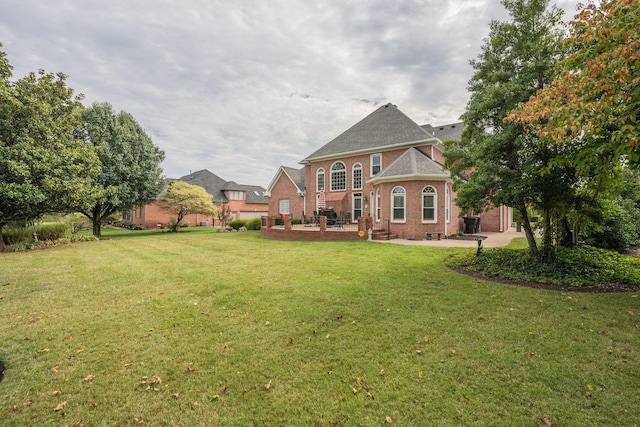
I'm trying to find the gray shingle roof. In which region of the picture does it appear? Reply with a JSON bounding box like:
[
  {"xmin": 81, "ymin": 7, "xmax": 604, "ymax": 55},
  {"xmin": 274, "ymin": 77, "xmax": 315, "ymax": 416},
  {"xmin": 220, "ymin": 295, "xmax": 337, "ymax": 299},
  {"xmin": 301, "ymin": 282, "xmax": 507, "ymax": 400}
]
[
  {"xmin": 368, "ymin": 148, "xmax": 450, "ymax": 184},
  {"xmin": 178, "ymin": 169, "xmax": 268, "ymax": 204},
  {"xmin": 282, "ymin": 166, "xmax": 305, "ymax": 193},
  {"xmin": 301, "ymin": 103, "xmax": 436, "ymax": 163},
  {"xmin": 421, "ymin": 122, "xmax": 464, "ymax": 142}
]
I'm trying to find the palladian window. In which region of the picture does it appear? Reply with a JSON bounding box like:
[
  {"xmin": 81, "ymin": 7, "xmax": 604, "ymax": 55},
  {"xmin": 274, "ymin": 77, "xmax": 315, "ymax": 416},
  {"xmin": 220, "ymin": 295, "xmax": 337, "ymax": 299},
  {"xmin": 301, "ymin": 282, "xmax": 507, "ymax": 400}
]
[{"xmin": 330, "ymin": 161, "xmax": 346, "ymax": 191}]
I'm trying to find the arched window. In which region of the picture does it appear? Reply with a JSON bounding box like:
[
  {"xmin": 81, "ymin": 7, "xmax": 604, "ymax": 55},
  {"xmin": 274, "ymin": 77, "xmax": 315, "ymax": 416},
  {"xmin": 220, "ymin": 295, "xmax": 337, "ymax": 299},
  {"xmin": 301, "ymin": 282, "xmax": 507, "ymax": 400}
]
[
  {"xmin": 330, "ymin": 162, "xmax": 346, "ymax": 191},
  {"xmin": 316, "ymin": 168, "xmax": 325, "ymax": 191},
  {"xmin": 422, "ymin": 186, "xmax": 437, "ymax": 222},
  {"xmin": 352, "ymin": 163, "xmax": 362, "ymax": 190},
  {"xmin": 391, "ymin": 186, "xmax": 405, "ymax": 222}
]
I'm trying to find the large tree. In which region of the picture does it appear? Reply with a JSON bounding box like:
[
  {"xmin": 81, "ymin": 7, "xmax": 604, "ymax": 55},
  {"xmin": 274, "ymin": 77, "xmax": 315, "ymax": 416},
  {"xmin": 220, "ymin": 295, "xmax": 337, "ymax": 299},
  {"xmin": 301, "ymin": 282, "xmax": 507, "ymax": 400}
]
[
  {"xmin": 510, "ymin": 0, "xmax": 639, "ymax": 163},
  {"xmin": 444, "ymin": 0, "xmax": 567, "ymax": 258},
  {"xmin": 78, "ymin": 102, "xmax": 165, "ymax": 237},
  {"xmin": 158, "ymin": 181, "xmax": 217, "ymax": 232},
  {"xmin": 0, "ymin": 44, "xmax": 101, "ymax": 251},
  {"xmin": 508, "ymin": 0, "xmax": 639, "ymax": 245}
]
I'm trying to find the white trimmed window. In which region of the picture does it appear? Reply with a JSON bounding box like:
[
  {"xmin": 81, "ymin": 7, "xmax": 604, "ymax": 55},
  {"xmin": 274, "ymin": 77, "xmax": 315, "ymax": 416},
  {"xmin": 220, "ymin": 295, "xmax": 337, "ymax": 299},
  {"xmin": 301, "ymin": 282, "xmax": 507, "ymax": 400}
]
[
  {"xmin": 330, "ymin": 161, "xmax": 346, "ymax": 191},
  {"xmin": 376, "ymin": 189, "xmax": 381, "ymax": 222},
  {"xmin": 352, "ymin": 163, "xmax": 362, "ymax": 190},
  {"xmin": 316, "ymin": 168, "xmax": 325, "ymax": 191},
  {"xmin": 371, "ymin": 153, "xmax": 381, "ymax": 176},
  {"xmin": 391, "ymin": 186, "xmax": 405, "ymax": 222},
  {"xmin": 279, "ymin": 199, "xmax": 290, "ymax": 215},
  {"xmin": 229, "ymin": 191, "xmax": 244, "ymax": 201},
  {"xmin": 352, "ymin": 193, "xmax": 362, "ymax": 220},
  {"xmin": 422, "ymin": 186, "xmax": 437, "ymax": 222}
]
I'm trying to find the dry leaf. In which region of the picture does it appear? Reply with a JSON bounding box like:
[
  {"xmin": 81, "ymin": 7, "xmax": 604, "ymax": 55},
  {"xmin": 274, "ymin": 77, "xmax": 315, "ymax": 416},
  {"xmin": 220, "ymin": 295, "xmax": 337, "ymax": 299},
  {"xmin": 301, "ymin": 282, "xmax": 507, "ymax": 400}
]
[
  {"xmin": 186, "ymin": 366, "xmax": 194, "ymax": 372},
  {"xmin": 134, "ymin": 418, "xmax": 144, "ymax": 425},
  {"xmin": 150, "ymin": 374, "xmax": 161, "ymax": 385},
  {"xmin": 386, "ymin": 415, "xmax": 393, "ymax": 423},
  {"xmin": 51, "ymin": 366, "xmax": 59, "ymax": 373},
  {"xmin": 52, "ymin": 390, "xmax": 62, "ymax": 396},
  {"xmin": 90, "ymin": 402, "xmax": 98, "ymax": 407},
  {"xmin": 541, "ymin": 417, "xmax": 552, "ymax": 426},
  {"xmin": 586, "ymin": 384, "xmax": 593, "ymax": 391},
  {"xmin": 356, "ymin": 377, "xmax": 362, "ymax": 384},
  {"xmin": 171, "ymin": 393, "xmax": 179, "ymax": 398},
  {"xmin": 339, "ymin": 395, "xmax": 347, "ymax": 401},
  {"xmin": 264, "ymin": 380, "xmax": 272, "ymax": 390},
  {"xmin": 83, "ymin": 374, "xmax": 95, "ymax": 382},
  {"xmin": 23, "ymin": 399, "xmax": 34, "ymax": 406},
  {"xmin": 54, "ymin": 401, "xmax": 67, "ymax": 411},
  {"xmin": 380, "ymin": 369, "xmax": 385, "ymax": 376}
]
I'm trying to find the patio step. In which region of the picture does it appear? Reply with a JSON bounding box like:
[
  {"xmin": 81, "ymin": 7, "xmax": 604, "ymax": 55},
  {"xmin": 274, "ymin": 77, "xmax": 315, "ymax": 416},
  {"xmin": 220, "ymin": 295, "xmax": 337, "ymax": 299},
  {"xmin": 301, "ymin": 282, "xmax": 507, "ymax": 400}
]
[{"xmin": 371, "ymin": 229, "xmax": 398, "ymax": 240}]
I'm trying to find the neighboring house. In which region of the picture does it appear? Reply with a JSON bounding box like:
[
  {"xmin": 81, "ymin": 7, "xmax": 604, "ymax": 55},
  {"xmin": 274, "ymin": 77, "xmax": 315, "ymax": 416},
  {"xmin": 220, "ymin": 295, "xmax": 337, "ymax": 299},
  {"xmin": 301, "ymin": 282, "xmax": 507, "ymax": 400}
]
[
  {"xmin": 266, "ymin": 103, "xmax": 511, "ymax": 240},
  {"xmin": 127, "ymin": 169, "xmax": 268, "ymax": 228}
]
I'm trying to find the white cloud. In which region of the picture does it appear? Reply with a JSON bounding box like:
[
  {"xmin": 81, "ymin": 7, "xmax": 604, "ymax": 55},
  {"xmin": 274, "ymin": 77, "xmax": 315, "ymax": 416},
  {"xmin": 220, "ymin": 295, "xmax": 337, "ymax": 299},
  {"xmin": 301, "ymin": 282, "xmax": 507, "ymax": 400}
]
[{"xmin": 0, "ymin": 0, "xmax": 579, "ymax": 186}]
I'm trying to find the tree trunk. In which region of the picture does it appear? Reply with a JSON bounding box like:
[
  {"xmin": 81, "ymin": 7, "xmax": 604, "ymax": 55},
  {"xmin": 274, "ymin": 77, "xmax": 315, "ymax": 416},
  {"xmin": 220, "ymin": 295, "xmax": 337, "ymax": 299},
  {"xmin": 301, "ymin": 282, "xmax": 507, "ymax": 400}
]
[
  {"xmin": 541, "ymin": 207, "xmax": 554, "ymax": 260},
  {"xmin": 517, "ymin": 204, "xmax": 538, "ymax": 257},
  {"xmin": 0, "ymin": 223, "xmax": 5, "ymax": 252},
  {"xmin": 93, "ymin": 219, "xmax": 102, "ymax": 237},
  {"xmin": 92, "ymin": 204, "xmax": 103, "ymax": 238}
]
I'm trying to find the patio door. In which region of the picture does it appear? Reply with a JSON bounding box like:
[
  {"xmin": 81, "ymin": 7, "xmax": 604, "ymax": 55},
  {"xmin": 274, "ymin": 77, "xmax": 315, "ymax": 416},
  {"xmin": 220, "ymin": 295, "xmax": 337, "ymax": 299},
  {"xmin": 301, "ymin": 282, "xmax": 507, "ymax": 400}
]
[{"xmin": 352, "ymin": 193, "xmax": 362, "ymax": 221}]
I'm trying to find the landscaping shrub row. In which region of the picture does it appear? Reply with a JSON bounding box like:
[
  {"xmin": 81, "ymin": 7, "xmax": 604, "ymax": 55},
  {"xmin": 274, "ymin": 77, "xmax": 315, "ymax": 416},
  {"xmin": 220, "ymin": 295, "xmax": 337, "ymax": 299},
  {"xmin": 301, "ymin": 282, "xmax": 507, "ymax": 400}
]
[
  {"xmin": 228, "ymin": 218, "xmax": 261, "ymax": 231},
  {"xmin": 2, "ymin": 223, "xmax": 70, "ymax": 245},
  {"xmin": 446, "ymin": 245, "xmax": 640, "ymax": 288}
]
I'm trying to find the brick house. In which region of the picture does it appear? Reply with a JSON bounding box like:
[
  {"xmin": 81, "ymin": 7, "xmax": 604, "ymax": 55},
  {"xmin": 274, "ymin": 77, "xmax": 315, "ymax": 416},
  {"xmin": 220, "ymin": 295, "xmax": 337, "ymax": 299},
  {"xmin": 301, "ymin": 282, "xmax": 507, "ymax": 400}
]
[
  {"xmin": 127, "ymin": 169, "xmax": 268, "ymax": 229},
  {"xmin": 266, "ymin": 103, "xmax": 511, "ymax": 240}
]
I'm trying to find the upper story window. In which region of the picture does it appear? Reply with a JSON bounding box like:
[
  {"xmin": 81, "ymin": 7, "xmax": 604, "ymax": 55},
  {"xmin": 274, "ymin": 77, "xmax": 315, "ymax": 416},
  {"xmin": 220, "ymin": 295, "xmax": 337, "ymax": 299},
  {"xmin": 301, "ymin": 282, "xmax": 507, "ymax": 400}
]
[
  {"xmin": 229, "ymin": 191, "xmax": 244, "ymax": 201},
  {"xmin": 391, "ymin": 186, "xmax": 406, "ymax": 222},
  {"xmin": 422, "ymin": 186, "xmax": 437, "ymax": 222},
  {"xmin": 371, "ymin": 153, "xmax": 382, "ymax": 176},
  {"xmin": 352, "ymin": 163, "xmax": 362, "ymax": 190},
  {"xmin": 330, "ymin": 161, "xmax": 346, "ymax": 191},
  {"xmin": 316, "ymin": 168, "xmax": 325, "ymax": 191}
]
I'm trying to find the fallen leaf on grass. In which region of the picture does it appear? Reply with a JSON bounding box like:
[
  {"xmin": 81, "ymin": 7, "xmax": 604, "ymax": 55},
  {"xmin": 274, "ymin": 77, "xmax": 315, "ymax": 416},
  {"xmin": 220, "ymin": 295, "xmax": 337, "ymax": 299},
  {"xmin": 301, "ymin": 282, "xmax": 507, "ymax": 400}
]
[
  {"xmin": 380, "ymin": 369, "xmax": 385, "ymax": 376},
  {"xmin": 22, "ymin": 399, "xmax": 34, "ymax": 406},
  {"xmin": 186, "ymin": 366, "xmax": 194, "ymax": 372},
  {"xmin": 150, "ymin": 374, "xmax": 161, "ymax": 385},
  {"xmin": 171, "ymin": 393, "xmax": 179, "ymax": 398},
  {"xmin": 386, "ymin": 415, "xmax": 393, "ymax": 423},
  {"xmin": 54, "ymin": 401, "xmax": 67, "ymax": 411},
  {"xmin": 52, "ymin": 390, "xmax": 62, "ymax": 396},
  {"xmin": 90, "ymin": 402, "xmax": 98, "ymax": 407},
  {"xmin": 541, "ymin": 417, "xmax": 552, "ymax": 426},
  {"xmin": 264, "ymin": 380, "xmax": 272, "ymax": 390},
  {"xmin": 84, "ymin": 374, "xmax": 95, "ymax": 382}
]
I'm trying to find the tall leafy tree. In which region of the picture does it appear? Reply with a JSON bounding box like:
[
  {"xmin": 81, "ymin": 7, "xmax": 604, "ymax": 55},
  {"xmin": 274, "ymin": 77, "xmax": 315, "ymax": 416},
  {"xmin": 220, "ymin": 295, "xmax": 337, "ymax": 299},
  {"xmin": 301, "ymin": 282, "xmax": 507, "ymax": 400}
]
[
  {"xmin": 444, "ymin": 0, "xmax": 567, "ymax": 258},
  {"xmin": 78, "ymin": 102, "xmax": 165, "ymax": 237},
  {"xmin": 510, "ymin": 0, "xmax": 640, "ymax": 163},
  {"xmin": 509, "ymin": 0, "xmax": 639, "ymax": 245},
  {"xmin": 0, "ymin": 44, "xmax": 101, "ymax": 251},
  {"xmin": 158, "ymin": 181, "xmax": 217, "ymax": 232}
]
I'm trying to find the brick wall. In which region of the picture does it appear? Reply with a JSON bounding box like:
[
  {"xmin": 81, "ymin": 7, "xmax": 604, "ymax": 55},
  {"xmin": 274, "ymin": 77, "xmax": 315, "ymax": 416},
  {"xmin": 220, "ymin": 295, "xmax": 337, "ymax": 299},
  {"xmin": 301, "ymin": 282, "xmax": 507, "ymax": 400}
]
[
  {"xmin": 268, "ymin": 172, "xmax": 305, "ymax": 219},
  {"xmin": 131, "ymin": 202, "xmax": 214, "ymax": 229}
]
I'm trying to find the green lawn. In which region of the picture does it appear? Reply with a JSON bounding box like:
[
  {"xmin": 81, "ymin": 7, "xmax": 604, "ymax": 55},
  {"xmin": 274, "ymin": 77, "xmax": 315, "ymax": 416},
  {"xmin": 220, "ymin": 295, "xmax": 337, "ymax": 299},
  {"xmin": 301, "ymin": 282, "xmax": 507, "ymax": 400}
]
[{"xmin": 1, "ymin": 229, "xmax": 639, "ymax": 425}]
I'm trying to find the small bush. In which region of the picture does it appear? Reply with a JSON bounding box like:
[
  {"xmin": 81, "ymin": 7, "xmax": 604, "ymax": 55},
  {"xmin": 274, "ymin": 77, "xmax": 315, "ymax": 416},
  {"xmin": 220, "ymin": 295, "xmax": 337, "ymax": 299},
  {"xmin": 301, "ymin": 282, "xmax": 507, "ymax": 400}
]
[
  {"xmin": 292, "ymin": 218, "xmax": 302, "ymax": 225},
  {"xmin": 229, "ymin": 219, "xmax": 247, "ymax": 230},
  {"xmin": 2, "ymin": 227, "xmax": 33, "ymax": 245},
  {"xmin": 245, "ymin": 218, "xmax": 261, "ymax": 230},
  {"xmin": 239, "ymin": 226, "xmax": 248, "ymax": 232},
  {"xmin": 35, "ymin": 222, "xmax": 70, "ymax": 241}
]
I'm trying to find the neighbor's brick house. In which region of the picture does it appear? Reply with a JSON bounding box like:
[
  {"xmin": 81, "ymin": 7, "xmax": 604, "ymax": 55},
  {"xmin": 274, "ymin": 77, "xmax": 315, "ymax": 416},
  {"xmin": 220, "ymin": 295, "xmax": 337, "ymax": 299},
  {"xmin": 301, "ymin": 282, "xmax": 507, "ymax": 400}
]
[
  {"xmin": 127, "ymin": 169, "xmax": 268, "ymax": 229},
  {"xmin": 266, "ymin": 103, "xmax": 512, "ymax": 240}
]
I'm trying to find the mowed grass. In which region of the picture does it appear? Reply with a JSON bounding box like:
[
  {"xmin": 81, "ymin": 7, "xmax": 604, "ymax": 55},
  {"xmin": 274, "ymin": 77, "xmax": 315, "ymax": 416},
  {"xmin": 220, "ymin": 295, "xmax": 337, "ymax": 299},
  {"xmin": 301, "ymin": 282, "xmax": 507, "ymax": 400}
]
[{"xmin": 1, "ymin": 229, "xmax": 639, "ymax": 426}]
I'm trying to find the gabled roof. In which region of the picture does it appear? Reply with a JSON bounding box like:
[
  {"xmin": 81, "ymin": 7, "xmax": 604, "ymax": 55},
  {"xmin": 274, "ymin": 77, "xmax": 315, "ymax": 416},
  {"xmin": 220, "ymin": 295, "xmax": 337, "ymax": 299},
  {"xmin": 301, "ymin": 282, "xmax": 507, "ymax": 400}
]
[
  {"xmin": 178, "ymin": 169, "xmax": 268, "ymax": 204},
  {"xmin": 266, "ymin": 166, "xmax": 305, "ymax": 195},
  {"xmin": 301, "ymin": 103, "xmax": 437, "ymax": 163},
  {"xmin": 368, "ymin": 147, "xmax": 450, "ymax": 184}
]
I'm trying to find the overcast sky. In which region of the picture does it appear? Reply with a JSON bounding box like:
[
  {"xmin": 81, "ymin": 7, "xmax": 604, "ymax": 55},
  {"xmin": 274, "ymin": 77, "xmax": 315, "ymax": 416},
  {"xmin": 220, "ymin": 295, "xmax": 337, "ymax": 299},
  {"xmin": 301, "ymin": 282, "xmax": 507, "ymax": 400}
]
[{"xmin": 1, "ymin": 0, "xmax": 579, "ymax": 187}]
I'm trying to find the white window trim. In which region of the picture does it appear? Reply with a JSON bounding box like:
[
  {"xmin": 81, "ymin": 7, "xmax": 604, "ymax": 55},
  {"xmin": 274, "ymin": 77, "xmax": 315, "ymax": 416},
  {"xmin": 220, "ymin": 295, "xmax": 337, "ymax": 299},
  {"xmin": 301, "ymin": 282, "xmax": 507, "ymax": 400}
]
[
  {"xmin": 316, "ymin": 168, "xmax": 325, "ymax": 191},
  {"xmin": 375, "ymin": 189, "xmax": 381, "ymax": 222},
  {"xmin": 370, "ymin": 153, "xmax": 382, "ymax": 176},
  {"xmin": 279, "ymin": 199, "xmax": 290, "ymax": 215},
  {"xmin": 352, "ymin": 163, "xmax": 362, "ymax": 190},
  {"xmin": 352, "ymin": 192, "xmax": 362, "ymax": 222},
  {"xmin": 422, "ymin": 186, "xmax": 437, "ymax": 223},
  {"xmin": 391, "ymin": 186, "xmax": 406, "ymax": 223},
  {"xmin": 330, "ymin": 161, "xmax": 346, "ymax": 191}
]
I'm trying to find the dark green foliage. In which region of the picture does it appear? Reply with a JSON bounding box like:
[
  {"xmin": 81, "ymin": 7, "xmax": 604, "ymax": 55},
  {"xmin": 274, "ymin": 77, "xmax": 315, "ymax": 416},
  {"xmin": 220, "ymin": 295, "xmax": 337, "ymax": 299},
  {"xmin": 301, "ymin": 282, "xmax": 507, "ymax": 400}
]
[
  {"xmin": 292, "ymin": 217, "xmax": 302, "ymax": 225},
  {"xmin": 446, "ymin": 245, "xmax": 640, "ymax": 287},
  {"xmin": 229, "ymin": 219, "xmax": 247, "ymax": 230},
  {"xmin": 2, "ymin": 222, "xmax": 69, "ymax": 245},
  {"xmin": 245, "ymin": 218, "xmax": 261, "ymax": 230}
]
